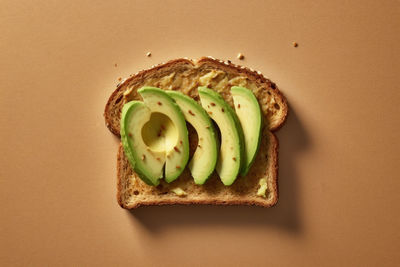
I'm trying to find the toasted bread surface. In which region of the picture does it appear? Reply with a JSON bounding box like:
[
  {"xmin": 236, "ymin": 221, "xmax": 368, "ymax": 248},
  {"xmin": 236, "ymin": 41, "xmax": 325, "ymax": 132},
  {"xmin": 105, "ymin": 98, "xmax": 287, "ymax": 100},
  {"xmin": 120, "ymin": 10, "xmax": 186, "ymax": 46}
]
[{"xmin": 105, "ymin": 57, "xmax": 287, "ymax": 208}]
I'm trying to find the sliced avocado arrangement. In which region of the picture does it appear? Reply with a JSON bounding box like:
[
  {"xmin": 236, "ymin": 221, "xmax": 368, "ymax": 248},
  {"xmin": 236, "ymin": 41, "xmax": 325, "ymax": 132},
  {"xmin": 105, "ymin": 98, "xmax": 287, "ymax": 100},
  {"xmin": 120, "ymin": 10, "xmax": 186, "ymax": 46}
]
[
  {"xmin": 121, "ymin": 85, "xmax": 261, "ymax": 187},
  {"xmin": 198, "ymin": 86, "xmax": 245, "ymax": 186},
  {"xmin": 120, "ymin": 87, "xmax": 189, "ymax": 185},
  {"xmin": 231, "ymin": 86, "xmax": 263, "ymax": 176},
  {"xmin": 167, "ymin": 91, "xmax": 218, "ymax": 185}
]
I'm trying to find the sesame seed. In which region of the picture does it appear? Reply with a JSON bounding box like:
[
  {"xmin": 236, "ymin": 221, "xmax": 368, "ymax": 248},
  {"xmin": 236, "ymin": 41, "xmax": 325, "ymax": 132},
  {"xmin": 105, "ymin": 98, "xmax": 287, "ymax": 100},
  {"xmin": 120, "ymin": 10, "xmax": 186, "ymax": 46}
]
[
  {"xmin": 208, "ymin": 111, "xmax": 213, "ymax": 115},
  {"xmin": 142, "ymin": 155, "xmax": 146, "ymax": 161},
  {"xmin": 210, "ymin": 102, "xmax": 216, "ymax": 106},
  {"xmin": 238, "ymin": 104, "xmax": 241, "ymax": 109},
  {"xmin": 157, "ymin": 101, "xmax": 162, "ymax": 105},
  {"xmin": 188, "ymin": 110, "xmax": 195, "ymax": 116},
  {"xmin": 232, "ymin": 157, "xmax": 237, "ymax": 161},
  {"xmin": 221, "ymin": 108, "xmax": 225, "ymax": 112},
  {"xmin": 174, "ymin": 146, "xmax": 180, "ymax": 152}
]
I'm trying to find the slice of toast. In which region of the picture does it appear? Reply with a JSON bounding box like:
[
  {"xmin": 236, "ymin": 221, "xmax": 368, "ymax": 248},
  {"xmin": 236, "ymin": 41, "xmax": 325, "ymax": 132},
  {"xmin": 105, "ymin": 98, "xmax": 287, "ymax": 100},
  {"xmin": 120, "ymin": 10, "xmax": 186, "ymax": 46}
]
[{"xmin": 104, "ymin": 57, "xmax": 288, "ymax": 208}]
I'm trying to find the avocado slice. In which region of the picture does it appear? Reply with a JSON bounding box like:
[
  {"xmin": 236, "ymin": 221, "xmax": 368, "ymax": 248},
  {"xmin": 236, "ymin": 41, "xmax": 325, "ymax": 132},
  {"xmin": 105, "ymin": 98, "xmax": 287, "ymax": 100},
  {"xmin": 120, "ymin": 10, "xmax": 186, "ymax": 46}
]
[
  {"xmin": 138, "ymin": 87, "xmax": 189, "ymax": 183},
  {"xmin": 231, "ymin": 86, "xmax": 263, "ymax": 176},
  {"xmin": 166, "ymin": 91, "xmax": 218, "ymax": 184},
  {"xmin": 198, "ymin": 87, "xmax": 245, "ymax": 185},
  {"xmin": 120, "ymin": 101, "xmax": 165, "ymax": 186}
]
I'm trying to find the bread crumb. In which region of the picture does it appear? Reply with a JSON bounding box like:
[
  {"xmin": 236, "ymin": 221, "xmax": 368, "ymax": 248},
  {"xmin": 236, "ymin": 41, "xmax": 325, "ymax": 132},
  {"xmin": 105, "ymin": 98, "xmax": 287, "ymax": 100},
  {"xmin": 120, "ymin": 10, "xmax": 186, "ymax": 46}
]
[
  {"xmin": 118, "ymin": 77, "xmax": 122, "ymax": 81},
  {"xmin": 293, "ymin": 42, "xmax": 298, "ymax": 47},
  {"xmin": 237, "ymin": 53, "xmax": 244, "ymax": 60},
  {"xmin": 146, "ymin": 52, "xmax": 152, "ymax": 57},
  {"xmin": 114, "ymin": 63, "xmax": 117, "ymax": 67}
]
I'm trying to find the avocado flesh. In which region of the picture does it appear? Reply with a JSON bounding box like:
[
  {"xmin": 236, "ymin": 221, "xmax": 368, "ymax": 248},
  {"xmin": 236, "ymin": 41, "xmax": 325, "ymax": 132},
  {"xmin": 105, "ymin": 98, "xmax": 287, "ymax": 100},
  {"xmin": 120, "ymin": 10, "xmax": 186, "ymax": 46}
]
[
  {"xmin": 166, "ymin": 91, "xmax": 218, "ymax": 184},
  {"xmin": 231, "ymin": 86, "xmax": 263, "ymax": 176},
  {"xmin": 198, "ymin": 87, "xmax": 245, "ymax": 186},
  {"xmin": 120, "ymin": 101, "xmax": 165, "ymax": 186},
  {"xmin": 138, "ymin": 87, "xmax": 189, "ymax": 183}
]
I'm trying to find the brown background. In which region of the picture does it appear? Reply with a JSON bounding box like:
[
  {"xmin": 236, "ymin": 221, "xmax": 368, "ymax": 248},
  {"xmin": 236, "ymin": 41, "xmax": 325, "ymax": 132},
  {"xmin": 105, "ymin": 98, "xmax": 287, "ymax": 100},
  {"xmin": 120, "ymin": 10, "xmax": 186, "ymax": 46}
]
[{"xmin": 1, "ymin": 0, "xmax": 399, "ymax": 266}]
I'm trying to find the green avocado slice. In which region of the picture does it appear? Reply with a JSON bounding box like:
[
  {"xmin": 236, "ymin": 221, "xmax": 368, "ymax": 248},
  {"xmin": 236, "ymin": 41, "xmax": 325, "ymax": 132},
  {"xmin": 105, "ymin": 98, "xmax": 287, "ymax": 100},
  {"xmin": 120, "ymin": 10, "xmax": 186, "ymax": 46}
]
[
  {"xmin": 138, "ymin": 87, "xmax": 189, "ymax": 183},
  {"xmin": 198, "ymin": 87, "xmax": 245, "ymax": 185},
  {"xmin": 231, "ymin": 86, "xmax": 263, "ymax": 176},
  {"xmin": 120, "ymin": 101, "xmax": 164, "ymax": 186},
  {"xmin": 166, "ymin": 91, "xmax": 218, "ymax": 184}
]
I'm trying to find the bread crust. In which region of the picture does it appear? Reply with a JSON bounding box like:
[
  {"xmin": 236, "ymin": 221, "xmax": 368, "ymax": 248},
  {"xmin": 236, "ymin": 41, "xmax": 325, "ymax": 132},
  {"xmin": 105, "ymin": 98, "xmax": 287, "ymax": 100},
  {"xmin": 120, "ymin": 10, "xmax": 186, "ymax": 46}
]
[
  {"xmin": 104, "ymin": 57, "xmax": 287, "ymax": 136},
  {"xmin": 104, "ymin": 58, "xmax": 194, "ymax": 136},
  {"xmin": 117, "ymin": 131, "xmax": 278, "ymax": 208},
  {"xmin": 106, "ymin": 57, "xmax": 287, "ymax": 209}
]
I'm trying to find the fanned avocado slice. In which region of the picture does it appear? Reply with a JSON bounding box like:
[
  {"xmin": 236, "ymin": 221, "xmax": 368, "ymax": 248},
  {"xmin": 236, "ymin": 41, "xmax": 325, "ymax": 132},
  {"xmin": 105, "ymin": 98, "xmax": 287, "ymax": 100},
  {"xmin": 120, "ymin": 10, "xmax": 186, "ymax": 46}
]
[
  {"xmin": 198, "ymin": 87, "xmax": 245, "ymax": 185},
  {"xmin": 120, "ymin": 87, "xmax": 189, "ymax": 185},
  {"xmin": 166, "ymin": 91, "xmax": 218, "ymax": 184},
  {"xmin": 120, "ymin": 101, "xmax": 164, "ymax": 186},
  {"xmin": 231, "ymin": 86, "xmax": 263, "ymax": 176},
  {"xmin": 138, "ymin": 87, "xmax": 189, "ymax": 183}
]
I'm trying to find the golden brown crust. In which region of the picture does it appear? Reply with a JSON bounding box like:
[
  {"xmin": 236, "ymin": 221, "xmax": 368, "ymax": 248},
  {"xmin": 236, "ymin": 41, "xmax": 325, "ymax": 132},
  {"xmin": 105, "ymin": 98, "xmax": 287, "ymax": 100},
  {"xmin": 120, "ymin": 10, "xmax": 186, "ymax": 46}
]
[
  {"xmin": 196, "ymin": 57, "xmax": 288, "ymax": 131},
  {"xmin": 116, "ymin": 132, "xmax": 279, "ymax": 209},
  {"xmin": 104, "ymin": 58, "xmax": 194, "ymax": 136},
  {"xmin": 116, "ymin": 143, "xmax": 124, "ymax": 208},
  {"xmin": 104, "ymin": 57, "xmax": 288, "ymax": 135},
  {"xmin": 106, "ymin": 57, "xmax": 287, "ymax": 209}
]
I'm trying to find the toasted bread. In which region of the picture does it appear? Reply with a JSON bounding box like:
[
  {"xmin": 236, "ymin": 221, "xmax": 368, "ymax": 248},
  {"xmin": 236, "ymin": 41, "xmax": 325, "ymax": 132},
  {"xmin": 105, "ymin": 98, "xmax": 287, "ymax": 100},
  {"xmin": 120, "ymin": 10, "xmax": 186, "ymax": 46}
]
[{"xmin": 104, "ymin": 57, "xmax": 288, "ymax": 208}]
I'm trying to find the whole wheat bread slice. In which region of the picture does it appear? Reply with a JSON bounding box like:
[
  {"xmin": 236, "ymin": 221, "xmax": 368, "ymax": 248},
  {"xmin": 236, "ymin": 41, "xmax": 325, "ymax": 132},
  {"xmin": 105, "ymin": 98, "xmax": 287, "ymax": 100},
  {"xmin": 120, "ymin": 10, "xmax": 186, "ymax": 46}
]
[{"xmin": 104, "ymin": 57, "xmax": 288, "ymax": 208}]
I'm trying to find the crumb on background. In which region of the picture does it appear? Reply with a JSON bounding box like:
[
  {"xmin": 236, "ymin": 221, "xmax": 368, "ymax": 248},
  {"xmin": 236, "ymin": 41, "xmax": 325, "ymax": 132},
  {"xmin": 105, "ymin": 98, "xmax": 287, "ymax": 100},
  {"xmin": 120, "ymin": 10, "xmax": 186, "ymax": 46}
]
[
  {"xmin": 114, "ymin": 63, "xmax": 117, "ymax": 67},
  {"xmin": 237, "ymin": 53, "xmax": 244, "ymax": 60},
  {"xmin": 118, "ymin": 77, "xmax": 122, "ymax": 81},
  {"xmin": 293, "ymin": 42, "xmax": 298, "ymax": 47},
  {"xmin": 146, "ymin": 52, "xmax": 152, "ymax": 57}
]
